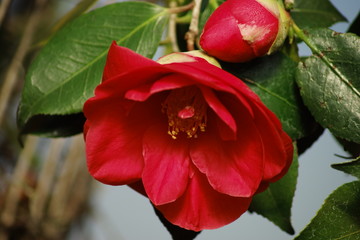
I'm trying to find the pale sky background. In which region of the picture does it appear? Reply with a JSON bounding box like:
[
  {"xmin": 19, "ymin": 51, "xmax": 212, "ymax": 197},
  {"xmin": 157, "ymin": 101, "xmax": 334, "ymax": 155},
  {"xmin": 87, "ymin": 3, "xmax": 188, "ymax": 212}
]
[{"xmin": 78, "ymin": 1, "xmax": 360, "ymax": 239}]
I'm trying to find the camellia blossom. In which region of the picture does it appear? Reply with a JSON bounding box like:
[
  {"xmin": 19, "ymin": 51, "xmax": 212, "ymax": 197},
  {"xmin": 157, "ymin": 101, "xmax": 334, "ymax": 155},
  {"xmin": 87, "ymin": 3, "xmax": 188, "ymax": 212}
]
[
  {"xmin": 199, "ymin": 0, "xmax": 290, "ymax": 63},
  {"xmin": 83, "ymin": 42, "xmax": 293, "ymax": 231}
]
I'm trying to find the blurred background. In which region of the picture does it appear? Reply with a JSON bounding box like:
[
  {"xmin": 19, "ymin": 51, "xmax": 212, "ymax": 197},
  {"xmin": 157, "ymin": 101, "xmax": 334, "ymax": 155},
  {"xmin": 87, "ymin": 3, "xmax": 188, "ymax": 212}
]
[{"xmin": 0, "ymin": 0, "xmax": 359, "ymax": 239}]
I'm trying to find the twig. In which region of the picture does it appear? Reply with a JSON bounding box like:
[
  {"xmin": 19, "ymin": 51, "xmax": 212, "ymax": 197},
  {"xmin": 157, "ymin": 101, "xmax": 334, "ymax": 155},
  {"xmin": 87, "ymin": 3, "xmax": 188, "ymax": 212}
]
[
  {"xmin": 47, "ymin": 135, "xmax": 84, "ymax": 221},
  {"xmin": 0, "ymin": 0, "xmax": 47, "ymax": 126},
  {"xmin": 1, "ymin": 136, "xmax": 39, "ymax": 226},
  {"xmin": 169, "ymin": 1, "xmax": 180, "ymax": 52},
  {"xmin": 45, "ymin": 135, "xmax": 89, "ymax": 237},
  {"xmin": 0, "ymin": 0, "xmax": 12, "ymax": 27},
  {"xmin": 185, "ymin": 0, "xmax": 202, "ymax": 50},
  {"xmin": 30, "ymin": 138, "xmax": 66, "ymax": 225},
  {"xmin": 62, "ymin": 140, "xmax": 92, "ymax": 224}
]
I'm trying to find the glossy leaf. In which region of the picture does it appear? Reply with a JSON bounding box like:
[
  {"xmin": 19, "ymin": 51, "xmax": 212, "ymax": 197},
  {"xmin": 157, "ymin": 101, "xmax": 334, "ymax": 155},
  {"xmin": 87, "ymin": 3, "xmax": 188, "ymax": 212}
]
[
  {"xmin": 294, "ymin": 181, "xmax": 360, "ymax": 240},
  {"xmin": 332, "ymin": 158, "xmax": 360, "ymax": 179},
  {"xmin": 17, "ymin": 2, "xmax": 169, "ymax": 135},
  {"xmin": 249, "ymin": 144, "xmax": 298, "ymax": 234},
  {"xmin": 296, "ymin": 28, "xmax": 360, "ymax": 143},
  {"xmin": 291, "ymin": 0, "xmax": 346, "ymax": 28},
  {"xmin": 222, "ymin": 52, "xmax": 315, "ymax": 140}
]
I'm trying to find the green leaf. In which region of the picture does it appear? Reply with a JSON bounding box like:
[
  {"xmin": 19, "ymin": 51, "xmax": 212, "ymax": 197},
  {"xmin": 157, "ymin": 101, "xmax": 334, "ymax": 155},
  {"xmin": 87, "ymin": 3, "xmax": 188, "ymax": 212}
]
[
  {"xmin": 294, "ymin": 181, "xmax": 360, "ymax": 240},
  {"xmin": 17, "ymin": 2, "xmax": 169, "ymax": 136},
  {"xmin": 336, "ymin": 137, "xmax": 360, "ymax": 159},
  {"xmin": 296, "ymin": 28, "xmax": 360, "ymax": 143},
  {"xmin": 249, "ymin": 144, "xmax": 298, "ymax": 234},
  {"xmin": 332, "ymin": 157, "xmax": 360, "ymax": 179},
  {"xmin": 348, "ymin": 12, "xmax": 360, "ymax": 35},
  {"xmin": 291, "ymin": 0, "xmax": 346, "ymax": 28},
  {"xmin": 222, "ymin": 52, "xmax": 316, "ymax": 140}
]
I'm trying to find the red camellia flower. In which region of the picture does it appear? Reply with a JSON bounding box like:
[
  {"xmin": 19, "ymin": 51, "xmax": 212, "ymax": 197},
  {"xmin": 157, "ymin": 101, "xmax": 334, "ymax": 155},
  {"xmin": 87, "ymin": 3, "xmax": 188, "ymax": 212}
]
[
  {"xmin": 83, "ymin": 42, "xmax": 293, "ymax": 231},
  {"xmin": 199, "ymin": 0, "xmax": 290, "ymax": 63}
]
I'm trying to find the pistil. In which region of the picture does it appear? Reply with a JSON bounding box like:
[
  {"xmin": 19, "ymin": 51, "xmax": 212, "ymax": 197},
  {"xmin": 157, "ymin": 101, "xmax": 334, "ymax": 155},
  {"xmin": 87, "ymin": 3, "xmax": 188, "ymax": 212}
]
[{"xmin": 162, "ymin": 86, "xmax": 207, "ymax": 139}]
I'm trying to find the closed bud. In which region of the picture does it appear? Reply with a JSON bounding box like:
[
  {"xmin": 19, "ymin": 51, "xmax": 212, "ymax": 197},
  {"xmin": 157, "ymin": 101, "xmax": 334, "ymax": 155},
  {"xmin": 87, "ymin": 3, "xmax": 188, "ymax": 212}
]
[{"xmin": 199, "ymin": 0, "xmax": 290, "ymax": 63}]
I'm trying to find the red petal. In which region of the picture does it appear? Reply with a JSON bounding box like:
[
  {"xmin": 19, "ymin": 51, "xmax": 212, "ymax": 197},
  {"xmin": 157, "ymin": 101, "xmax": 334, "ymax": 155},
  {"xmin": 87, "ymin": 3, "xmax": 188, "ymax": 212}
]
[
  {"xmin": 95, "ymin": 65, "xmax": 173, "ymax": 100},
  {"xmin": 84, "ymin": 94, "xmax": 163, "ymax": 185},
  {"xmin": 84, "ymin": 103, "xmax": 143, "ymax": 184},
  {"xmin": 191, "ymin": 97, "xmax": 264, "ymax": 197},
  {"xmin": 156, "ymin": 167, "xmax": 252, "ymax": 231},
  {"xmin": 103, "ymin": 42, "xmax": 160, "ymax": 82},
  {"xmin": 200, "ymin": 86, "xmax": 237, "ymax": 138},
  {"xmin": 250, "ymin": 101, "xmax": 293, "ymax": 181},
  {"xmin": 163, "ymin": 61, "xmax": 256, "ymax": 116},
  {"xmin": 142, "ymin": 124, "xmax": 190, "ymax": 205},
  {"xmin": 125, "ymin": 74, "xmax": 194, "ymax": 101},
  {"xmin": 266, "ymin": 130, "xmax": 294, "ymax": 182}
]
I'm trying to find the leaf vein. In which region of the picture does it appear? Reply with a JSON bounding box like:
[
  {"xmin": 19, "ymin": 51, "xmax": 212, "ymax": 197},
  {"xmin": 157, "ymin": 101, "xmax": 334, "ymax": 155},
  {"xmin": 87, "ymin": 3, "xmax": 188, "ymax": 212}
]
[{"xmin": 26, "ymin": 6, "xmax": 168, "ymax": 117}]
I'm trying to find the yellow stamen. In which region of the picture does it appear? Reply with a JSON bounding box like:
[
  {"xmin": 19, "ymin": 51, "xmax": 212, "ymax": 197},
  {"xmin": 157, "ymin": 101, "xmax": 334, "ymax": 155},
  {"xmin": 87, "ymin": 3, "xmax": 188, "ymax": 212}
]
[{"xmin": 162, "ymin": 86, "xmax": 207, "ymax": 139}]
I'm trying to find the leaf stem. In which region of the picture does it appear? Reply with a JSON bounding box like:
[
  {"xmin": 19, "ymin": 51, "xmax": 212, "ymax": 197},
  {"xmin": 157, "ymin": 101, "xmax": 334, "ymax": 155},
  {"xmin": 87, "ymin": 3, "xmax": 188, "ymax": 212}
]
[
  {"xmin": 168, "ymin": 2, "xmax": 195, "ymax": 14},
  {"xmin": 292, "ymin": 21, "xmax": 360, "ymax": 98},
  {"xmin": 176, "ymin": 14, "xmax": 192, "ymax": 23},
  {"xmin": 185, "ymin": 0, "xmax": 202, "ymax": 50},
  {"xmin": 291, "ymin": 22, "xmax": 318, "ymax": 54}
]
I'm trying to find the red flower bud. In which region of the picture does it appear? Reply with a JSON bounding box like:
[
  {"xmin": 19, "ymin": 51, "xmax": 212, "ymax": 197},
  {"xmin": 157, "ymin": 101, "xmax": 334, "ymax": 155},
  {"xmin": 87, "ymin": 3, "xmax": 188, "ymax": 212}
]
[{"xmin": 200, "ymin": 0, "xmax": 290, "ymax": 62}]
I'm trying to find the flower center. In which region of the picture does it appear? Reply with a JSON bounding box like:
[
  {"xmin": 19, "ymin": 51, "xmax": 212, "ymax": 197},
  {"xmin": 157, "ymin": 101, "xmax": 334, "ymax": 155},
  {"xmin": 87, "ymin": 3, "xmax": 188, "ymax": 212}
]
[{"xmin": 162, "ymin": 86, "xmax": 207, "ymax": 139}]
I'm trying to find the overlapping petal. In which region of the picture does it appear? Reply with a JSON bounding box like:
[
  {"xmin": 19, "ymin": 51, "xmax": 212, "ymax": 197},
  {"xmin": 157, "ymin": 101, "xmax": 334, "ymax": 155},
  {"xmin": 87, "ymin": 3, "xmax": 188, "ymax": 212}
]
[
  {"xmin": 249, "ymin": 101, "xmax": 293, "ymax": 181},
  {"xmin": 157, "ymin": 166, "xmax": 252, "ymax": 231},
  {"xmin": 125, "ymin": 74, "xmax": 194, "ymax": 101},
  {"xmin": 103, "ymin": 41, "xmax": 160, "ymax": 82},
  {"xmin": 191, "ymin": 102, "xmax": 264, "ymax": 197},
  {"xmin": 84, "ymin": 99, "xmax": 144, "ymax": 185},
  {"xmin": 142, "ymin": 123, "xmax": 191, "ymax": 205},
  {"xmin": 84, "ymin": 92, "xmax": 163, "ymax": 185},
  {"xmin": 163, "ymin": 60, "xmax": 257, "ymax": 117},
  {"xmin": 200, "ymin": 86, "xmax": 237, "ymax": 136}
]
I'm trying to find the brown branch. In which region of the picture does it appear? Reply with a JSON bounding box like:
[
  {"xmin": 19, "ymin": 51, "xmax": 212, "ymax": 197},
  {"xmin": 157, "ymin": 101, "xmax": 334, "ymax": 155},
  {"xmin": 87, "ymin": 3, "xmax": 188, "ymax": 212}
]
[
  {"xmin": 29, "ymin": 138, "xmax": 66, "ymax": 224},
  {"xmin": 1, "ymin": 136, "xmax": 39, "ymax": 226},
  {"xmin": 0, "ymin": 0, "xmax": 47, "ymax": 126},
  {"xmin": 185, "ymin": 0, "xmax": 202, "ymax": 51},
  {"xmin": 169, "ymin": 1, "xmax": 180, "ymax": 52},
  {"xmin": 0, "ymin": 0, "xmax": 12, "ymax": 27}
]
